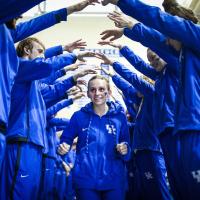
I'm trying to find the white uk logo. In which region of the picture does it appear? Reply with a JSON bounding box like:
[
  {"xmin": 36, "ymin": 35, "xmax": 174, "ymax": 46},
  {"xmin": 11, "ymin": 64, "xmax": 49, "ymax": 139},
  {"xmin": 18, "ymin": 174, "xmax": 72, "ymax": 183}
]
[
  {"xmin": 105, "ymin": 124, "xmax": 116, "ymax": 135},
  {"xmin": 144, "ymin": 172, "xmax": 153, "ymax": 180},
  {"xmin": 191, "ymin": 170, "xmax": 200, "ymax": 183}
]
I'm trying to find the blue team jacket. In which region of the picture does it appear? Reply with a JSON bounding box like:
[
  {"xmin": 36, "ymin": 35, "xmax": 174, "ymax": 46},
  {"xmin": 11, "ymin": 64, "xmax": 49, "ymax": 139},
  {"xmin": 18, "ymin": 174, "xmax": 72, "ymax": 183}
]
[
  {"xmin": 118, "ymin": 0, "xmax": 200, "ymax": 133},
  {"xmin": 41, "ymin": 45, "xmax": 67, "ymax": 84},
  {"xmin": 6, "ymin": 56, "xmax": 75, "ymax": 147},
  {"xmin": 0, "ymin": 24, "xmax": 18, "ymax": 126},
  {"xmin": 120, "ymin": 45, "xmax": 179, "ymax": 135},
  {"xmin": 0, "ymin": 8, "xmax": 67, "ymax": 127},
  {"xmin": 113, "ymin": 61, "xmax": 162, "ymax": 152},
  {"xmin": 61, "ymin": 101, "xmax": 130, "ymax": 190},
  {"xmin": 112, "ymin": 74, "xmax": 141, "ymax": 119}
]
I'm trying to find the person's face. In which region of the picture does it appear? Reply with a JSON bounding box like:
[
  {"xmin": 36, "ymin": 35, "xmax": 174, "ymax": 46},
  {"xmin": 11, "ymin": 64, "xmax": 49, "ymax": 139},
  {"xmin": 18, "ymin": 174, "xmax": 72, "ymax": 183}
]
[
  {"xmin": 147, "ymin": 49, "xmax": 166, "ymax": 72},
  {"xmin": 166, "ymin": 38, "xmax": 182, "ymax": 52},
  {"xmin": 87, "ymin": 79, "xmax": 110, "ymax": 106},
  {"xmin": 27, "ymin": 41, "xmax": 44, "ymax": 59}
]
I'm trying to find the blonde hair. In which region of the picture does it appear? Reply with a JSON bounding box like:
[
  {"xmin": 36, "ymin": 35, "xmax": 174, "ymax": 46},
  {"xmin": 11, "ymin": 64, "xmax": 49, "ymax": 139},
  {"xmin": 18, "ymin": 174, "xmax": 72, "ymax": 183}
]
[
  {"xmin": 162, "ymin": 0, "xmax": 198, "ymax": 24},
  {"xmin": 88, "ymin": 75, "xmax": 111, "ymax": 90},
  {"xmin": 142, "ymin": 75, "xmax": 155, "ymax": 85}
]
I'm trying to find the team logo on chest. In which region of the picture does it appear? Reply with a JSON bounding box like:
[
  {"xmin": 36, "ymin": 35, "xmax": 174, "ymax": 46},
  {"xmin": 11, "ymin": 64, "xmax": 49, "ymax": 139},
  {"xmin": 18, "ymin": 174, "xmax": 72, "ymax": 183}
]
[
  {"xmin": 105, "ymin": 124, "xmax": 116, "ymax": 135},
  {"xmin": 191, "ymin": 170, "xmax": 200, "ymax": 183}
]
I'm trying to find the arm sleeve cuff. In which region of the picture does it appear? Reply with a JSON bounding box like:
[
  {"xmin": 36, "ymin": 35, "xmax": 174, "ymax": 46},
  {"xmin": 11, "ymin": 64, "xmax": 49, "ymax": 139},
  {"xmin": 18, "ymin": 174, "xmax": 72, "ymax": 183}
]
[{"xmin": 54, "ymin": 8, "xmax": 67, "ymax": 23}]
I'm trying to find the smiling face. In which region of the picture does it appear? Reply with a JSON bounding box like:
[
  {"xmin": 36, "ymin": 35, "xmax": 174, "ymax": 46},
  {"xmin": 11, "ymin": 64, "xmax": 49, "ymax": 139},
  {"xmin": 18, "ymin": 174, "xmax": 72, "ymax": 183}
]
[{"xmin": 87, "ymin": 76, "xmax": 111, "ymax": 106}]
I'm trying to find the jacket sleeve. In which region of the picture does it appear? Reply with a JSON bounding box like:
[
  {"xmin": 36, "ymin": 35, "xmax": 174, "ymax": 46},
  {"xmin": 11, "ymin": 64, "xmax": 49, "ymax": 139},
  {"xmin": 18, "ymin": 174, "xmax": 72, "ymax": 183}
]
[
  {"xmin": 123, "ymin": 24, "xmax": 179, "ymax": 72},
  {"xmin": 40, "ymin": 69, "xmax": 66, "ymax": 85},
  {"xmin": 60, "ymin": 113, "xmax": 79, "ymax": 146},
  {"xmin": 118, "ymin": 0, "xmax": 200, "ymax": 54},
  {"xmin": 112, "ymin": 74, "xmax": 138, "ymax": 103},
  {"xmin": 15, "ymin": 58, "xmax": 52, "ymax": 82},
  {"xmin": 10, "ymin": 8, "xmax": 67, "ymax": 43},
  {"xmin": 124, "ymin": 98, "xmax": 137, "ymax": 119},
  {"xmin": 120, "ymin": 46, "xmax": 158, "ymax": 80},
  {"xmin": 40, "ymin": 76, "xmax": 75, "ymax": 107},
  {"xmin": 44, "ymin": 53, "xmax": 77, "ymax": 71},
  {"xmin": 113, "ymin": 61, "xmax": 155, "ymax": 96},
  {"xmin": 49, "ymin": 117, "xmax": 69, "ymax": 127},
  {"xmin": 45, "ymin": 45, "xmax": 63, "ymax": 58},
  {"xmin": 0, "ymin": 0, "xmax": 44, "ymax": 24},
  {"xmin": 47, "ymin": 98, "xmax": 73, "ymax": 118}
]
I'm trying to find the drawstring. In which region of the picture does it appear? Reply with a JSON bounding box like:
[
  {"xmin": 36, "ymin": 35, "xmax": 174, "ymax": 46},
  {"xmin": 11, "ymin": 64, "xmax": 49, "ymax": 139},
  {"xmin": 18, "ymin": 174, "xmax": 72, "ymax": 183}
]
[
  {"xmin": 135, "ymin": 97, "xmax": 144, "ymax": 119},
  {"xmin": 86, "ymin": 115, "xmax": 92, "ymax": 154},
  {"xmin": 85, "ymin": 115, "xmax": 118, "ymax": 154}
]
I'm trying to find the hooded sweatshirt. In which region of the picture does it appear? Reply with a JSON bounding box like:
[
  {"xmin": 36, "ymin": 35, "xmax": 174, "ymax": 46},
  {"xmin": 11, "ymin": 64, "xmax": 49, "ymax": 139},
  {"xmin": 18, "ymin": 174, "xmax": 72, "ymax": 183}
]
[{"xmin": 61, "ymin": 101, "xmax": 130, "ymax": 190}]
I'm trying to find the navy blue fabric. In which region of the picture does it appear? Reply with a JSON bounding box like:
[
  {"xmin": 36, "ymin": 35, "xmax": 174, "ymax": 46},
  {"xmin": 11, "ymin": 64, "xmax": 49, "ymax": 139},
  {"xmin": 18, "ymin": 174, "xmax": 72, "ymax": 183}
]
[
  {"xmin": 0, "ymin": 0, "xmax": 44, "ymax": 24},
  {"xmin": 159, "ymin": 129, "xmax": 181, "ymax": 200},
  {"xmin": 164, "ymin": 131, "xmax": 200, "ymax": 200},
  {"xmin": 76, "ymin": 188, "xmax": 125, "ymax": 200},
  {"xmin": 134, "ymin": 150, "xmax": 171, "ymax": 200}
]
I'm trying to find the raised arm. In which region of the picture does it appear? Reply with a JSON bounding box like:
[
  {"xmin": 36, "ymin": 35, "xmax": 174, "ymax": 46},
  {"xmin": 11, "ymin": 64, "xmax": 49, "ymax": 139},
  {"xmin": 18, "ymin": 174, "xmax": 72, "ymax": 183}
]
[
  {"xmin": 98, "ymin": 40, "xmax": 158, "ymax": 80},
  {"xmin": 112, "ymin": 74, "xmax": 138, "ymax": 102},
  {"xmin": 45, "ymin": 39, "xmax": 87, "ymax": 58},
  {"xmin": 0, "ymin": 0, "xmax": 44, "ymax": 24},
  {"xmin": 47, "ymin": 91, "xmax": 85, "ymax": 117},
  {"xmin": 46, "ymin": 99, "xmax": 74, "ymax": 118},
  {"xmin": 41, "ymin": 69, "xmax": 97, "ymax": 107},
  {"xmin": 116, "ymin": 0, "xmax": 200, "ymax": 53},
  {"xmin": 10, "ymin": 8, "xmax": 67, "ymax": 43},
  {"xmin": 45, "ymin": 45, "xmax": 63, "ymax": 58},
  {"xmin": 112, "ymin": 61, "xmax": 155, "ymax": 97},
  {"xmin": 120, "ymin": 46, "xmax": 158, "ymax": 80},
  {"xmin": 95, "ymin": 53, "xmax": 154, "ymax": 97}
]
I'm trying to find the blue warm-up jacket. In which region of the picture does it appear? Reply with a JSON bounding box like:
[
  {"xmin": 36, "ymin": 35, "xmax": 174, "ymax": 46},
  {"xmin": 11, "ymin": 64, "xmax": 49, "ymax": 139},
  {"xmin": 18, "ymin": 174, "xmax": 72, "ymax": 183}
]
[
  {"xmin": 61, "ymin": 101, "xmax": 130, "ymax": 190},
  {"xmin": 118, "ymin": 0, "xmax": 200, "ymax": 133},
  {"xmin": 112, "ymin": 61, "xmax": 162, "ymax": 152}
]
